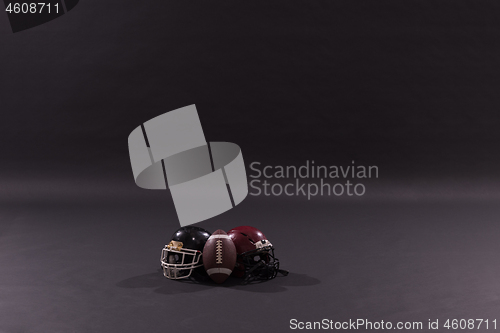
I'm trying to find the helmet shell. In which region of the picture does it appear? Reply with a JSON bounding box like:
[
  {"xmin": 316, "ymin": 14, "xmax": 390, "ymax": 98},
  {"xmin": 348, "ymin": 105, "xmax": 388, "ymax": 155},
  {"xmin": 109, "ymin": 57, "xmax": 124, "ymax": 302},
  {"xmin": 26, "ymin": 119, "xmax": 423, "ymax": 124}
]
[
  {"xmin": 227, "ymin": 226, "xmax": 268, "ymax": 255},
  {"xmin": 171, "ymin": 226, "xmax": 211, "ymax": 251}
]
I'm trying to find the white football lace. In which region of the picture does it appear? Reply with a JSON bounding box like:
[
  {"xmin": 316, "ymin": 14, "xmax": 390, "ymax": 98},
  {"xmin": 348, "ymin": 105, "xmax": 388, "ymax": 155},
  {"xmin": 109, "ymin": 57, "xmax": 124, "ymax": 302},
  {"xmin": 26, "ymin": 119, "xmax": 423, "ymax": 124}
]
[{"xmin": 216, "ymin": 240, "xmax": 223, "ymax": 264}]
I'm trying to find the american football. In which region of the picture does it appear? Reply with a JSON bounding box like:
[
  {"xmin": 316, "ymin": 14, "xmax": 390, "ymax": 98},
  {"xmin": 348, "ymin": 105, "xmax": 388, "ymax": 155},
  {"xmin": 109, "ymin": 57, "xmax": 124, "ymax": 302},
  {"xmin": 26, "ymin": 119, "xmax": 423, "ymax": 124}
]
[{"xmin": 202, "ymin": 229, "xmax": 237, "ymax": 284}]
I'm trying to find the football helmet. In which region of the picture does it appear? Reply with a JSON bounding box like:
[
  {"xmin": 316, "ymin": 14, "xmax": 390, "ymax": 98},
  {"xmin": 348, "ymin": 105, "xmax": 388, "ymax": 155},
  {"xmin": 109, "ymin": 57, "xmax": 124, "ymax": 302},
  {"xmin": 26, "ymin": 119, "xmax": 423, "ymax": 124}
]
[
  {"xmin": 160, "ymin": 226, "xmax": 211, "ymax": 279},
  {"xmin": 227, "ymin": 226, "xmax": 288, "ymax": 282}
]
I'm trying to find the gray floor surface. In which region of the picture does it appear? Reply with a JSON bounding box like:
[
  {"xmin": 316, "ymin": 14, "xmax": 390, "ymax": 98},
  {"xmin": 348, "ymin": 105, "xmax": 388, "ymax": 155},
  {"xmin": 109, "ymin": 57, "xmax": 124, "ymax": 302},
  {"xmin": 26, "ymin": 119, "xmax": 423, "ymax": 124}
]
[{"xmin": 1, "ymin": 188, "xmax": 499, "ymax": 333}]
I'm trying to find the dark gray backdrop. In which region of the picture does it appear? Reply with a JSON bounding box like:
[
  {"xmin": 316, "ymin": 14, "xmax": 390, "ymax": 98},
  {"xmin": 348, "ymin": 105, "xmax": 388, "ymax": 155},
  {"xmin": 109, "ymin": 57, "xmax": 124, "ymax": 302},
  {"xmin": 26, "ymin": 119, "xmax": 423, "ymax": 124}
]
[{"xmin": 1, "ymin": 1, "xmax": 500, "ymax": 332}]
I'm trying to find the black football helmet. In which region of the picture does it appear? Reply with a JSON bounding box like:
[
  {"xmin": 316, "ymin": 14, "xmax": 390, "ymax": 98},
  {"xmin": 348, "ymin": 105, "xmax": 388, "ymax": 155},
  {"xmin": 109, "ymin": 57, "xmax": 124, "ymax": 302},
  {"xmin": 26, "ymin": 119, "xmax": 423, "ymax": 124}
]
[{"xmin": 160, "ymin": 226, "xmax": 211, "ymax": 279}]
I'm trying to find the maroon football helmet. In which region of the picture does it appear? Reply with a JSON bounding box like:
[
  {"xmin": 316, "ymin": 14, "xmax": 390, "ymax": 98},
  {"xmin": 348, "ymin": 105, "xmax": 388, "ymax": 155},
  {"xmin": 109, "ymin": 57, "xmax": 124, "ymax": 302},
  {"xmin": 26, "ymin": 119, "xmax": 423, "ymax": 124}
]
[{"xmin": 227, "ymin": 226, "xmax": 288, "ymax": 282}]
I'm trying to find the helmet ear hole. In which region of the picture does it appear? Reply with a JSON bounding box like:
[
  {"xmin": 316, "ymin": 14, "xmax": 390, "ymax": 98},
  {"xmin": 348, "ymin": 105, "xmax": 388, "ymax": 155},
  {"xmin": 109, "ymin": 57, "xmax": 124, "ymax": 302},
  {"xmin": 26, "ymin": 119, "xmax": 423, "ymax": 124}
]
[{"xmin": 253, "ymin": 255, "xmax": 261, "ymax": 262}]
